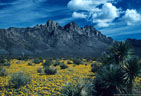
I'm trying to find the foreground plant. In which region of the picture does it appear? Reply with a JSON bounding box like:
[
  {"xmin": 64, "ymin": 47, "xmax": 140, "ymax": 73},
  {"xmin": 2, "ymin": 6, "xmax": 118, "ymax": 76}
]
[
  {"xmin": 122, "ymin": 57, "xmax": 141, "ymax": 93},
  {"xmin": 93, "ymin": 64, "xmax": 126, "ymax": 96},
  {"xmin": 61, "ymin": 80, "xmax": 87, "ymax": 96}
]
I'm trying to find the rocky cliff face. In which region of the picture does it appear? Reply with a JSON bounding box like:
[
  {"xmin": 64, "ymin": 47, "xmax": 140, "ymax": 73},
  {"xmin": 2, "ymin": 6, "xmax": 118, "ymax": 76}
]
[{"xmin": 0, "ymin": 20, "xmax": 113, "ymax": 57}]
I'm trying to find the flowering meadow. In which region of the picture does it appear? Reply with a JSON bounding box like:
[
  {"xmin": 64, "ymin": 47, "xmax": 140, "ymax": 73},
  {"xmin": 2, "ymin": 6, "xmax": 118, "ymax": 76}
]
[{"xmin": 0, "ymin": 58, "xmax": 95, "ymax": 96}]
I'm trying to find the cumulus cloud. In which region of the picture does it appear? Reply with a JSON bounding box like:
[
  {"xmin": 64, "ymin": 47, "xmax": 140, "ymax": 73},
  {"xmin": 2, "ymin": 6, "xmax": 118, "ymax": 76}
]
[
  {"xmin": 67, "ymin": 0, "xmax": 119, "ymax": 27},
  {"xmin": 92, "ymin": 3, "xmax": 119, "ymax": 27},
  {"xmin": 67, "ymin": 0, "xmax": 114, "ymax": 11},
  {"xmin": 67, "ymin": 0, "xmax": 94, "ymax": 11},
  {"xmin": 72, "ymin": 12, "xmax": 87, "ymax": 18},
  {"xmin": 123, "ymin": 9, "xmax": 141, "ymax": 25}
]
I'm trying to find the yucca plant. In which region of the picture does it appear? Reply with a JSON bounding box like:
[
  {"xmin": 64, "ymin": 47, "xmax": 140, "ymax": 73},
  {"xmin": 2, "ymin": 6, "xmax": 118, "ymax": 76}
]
[
  {"xmin": 110, "ymin": 41, "xmax": 133, "ymax": 64},
  {"xmin": 93, "ymin": 64, "xmax": 126, "ymax": 96},
  {"xmin": 122, "ymin": 57, "xmax": 141, "ymax": 93},
  {"xmin": 102, "ymin": 41, "xmax": 133, "ymax": 65}
]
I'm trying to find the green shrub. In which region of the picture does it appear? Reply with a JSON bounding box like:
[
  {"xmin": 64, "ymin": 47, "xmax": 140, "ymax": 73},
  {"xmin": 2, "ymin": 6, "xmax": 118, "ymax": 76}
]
[
  {"xmin": 28, "ymin": 62, "xmax": 33, "ymax": 66},
  {"xmin": 43, "ymin": 59, "xmax": 52, "ymax": 67},
  {"xmin": 53, "ymin": 61, "xmax": 62, "ymax": 66},
  {"xmin": 33, "ymin": 58, "xmax": 43, "ymax": 64},
  {"xmin": 3, "ymin": 62, "xmax": 11, "ymax": 67},
  {"xmin": 16, "ymin": 56, "xmax": 30, "ymax": 61},
  {"xmin": 0, "ymin": 67, "xmax": 7, "ymax": 76},
  {"xmin": 0, "ymin": 56, "xmax": 5, "ymax": 64},
  {"xmin": 44, "ymin": 66, "xmax": 57, "ymax": 75},
  {"xmin": 60, "ymin": 64, "xmax": 68, "ymax": 69},
  {"xmin": 8, "ymin": 72, "xmax": 31, "ymax": 89},
  {"xmin": 73, "ymin": 58, "xmax": 83, "ymax": 65},
  {"xmin": 67, "ymin": 61, "xmax": 72, "ymax": 64},
  {"xmin": 37, "ymin": 68, "xmax": 42, "ymax": 74},
  {"xmin": 91, "ymin": 63, "xmax": 101, "ymax": 73}
]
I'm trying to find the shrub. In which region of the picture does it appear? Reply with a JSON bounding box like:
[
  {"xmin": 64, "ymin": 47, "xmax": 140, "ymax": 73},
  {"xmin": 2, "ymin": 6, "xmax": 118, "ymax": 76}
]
[
  {"xmin": 0, "ymin": 67, "xmax": 7, "ymax": 76},
  {"xmin": 67, "ymin": 61, "xmax": 72, "ymax": 64},
  {"xmin": 33, "ymin": 58, "xmax": 43, "ymax": 64},
  {"xmin": 0, "ymin": 56, "xmax": 5, "ymax": 64},
  {"xmin": 53, "ymin": 61, "xmax": 62, "ymax": 66},
  {"xmin": 37, "ymin": 68, "xmax": 42, "ymax": 74},
  {"xmin": 3, "ymin": 62, "xmax": 11, "ymax": 67},
  {"xmin": 28, "ymin": 63, "xmax": 33, "ymax": 66},
  {"xmin": 43, "ymin": 59, "xmax": 52, "ymax": 67},
  {"xmin": 60, "ymin": 64, "xmax": 68, "ymax": 69},
  {"xmin": 73, "ymin": 58, "xmax": 83, "ymax": 65},
  {"xmin": 91, "ymin": 63, "xmax": 101, "ymax": 73},
  {"xmin": 44, "ymin": 66, "xmax": 57, "ymax": 75},
  {"xmin": 17, "ymin": 56, "xmax": 30, "ymax": 61},
  {"xmin": 8, "ymin": 72, "xmax": 31, "ymax": 89}
]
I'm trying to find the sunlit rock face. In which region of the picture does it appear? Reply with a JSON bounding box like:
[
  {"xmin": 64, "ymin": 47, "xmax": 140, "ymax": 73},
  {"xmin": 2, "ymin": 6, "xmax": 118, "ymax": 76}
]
[{"xmin": 0, "ymin": 20, "xmax": 113, "ymax": 57}]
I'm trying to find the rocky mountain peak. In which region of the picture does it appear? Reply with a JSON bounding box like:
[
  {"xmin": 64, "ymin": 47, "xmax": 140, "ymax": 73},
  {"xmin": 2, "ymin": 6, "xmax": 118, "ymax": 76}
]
[
  {"xmin": 64, "ymin": 21, "xmax": 80, "ymax": 30},
  {"xmin": 0, "ymin": 20, "xmax": 114, "ymax": 57}
]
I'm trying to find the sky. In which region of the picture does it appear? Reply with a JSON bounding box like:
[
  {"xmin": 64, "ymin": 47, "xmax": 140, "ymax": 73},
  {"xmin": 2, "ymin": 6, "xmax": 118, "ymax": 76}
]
[{"xmin": 0, "ymin": 0, "xmax": 141, "ymax": 40}]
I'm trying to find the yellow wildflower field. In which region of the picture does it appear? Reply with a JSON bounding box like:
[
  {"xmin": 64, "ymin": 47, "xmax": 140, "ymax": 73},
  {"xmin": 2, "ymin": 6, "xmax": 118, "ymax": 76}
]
[{"xmin": 0, "ymin": 59, "xmax": 95, "ymax": 96}]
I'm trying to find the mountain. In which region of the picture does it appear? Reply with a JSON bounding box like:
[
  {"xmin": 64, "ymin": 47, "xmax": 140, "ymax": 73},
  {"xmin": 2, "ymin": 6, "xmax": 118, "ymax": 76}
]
[
  {"xmin": 126, "ymin": 38, "xmax": 141, "ymax": 57},
  {"xmin": 0, "ymin": 20, "xmax": 113, "ymax": 57}
]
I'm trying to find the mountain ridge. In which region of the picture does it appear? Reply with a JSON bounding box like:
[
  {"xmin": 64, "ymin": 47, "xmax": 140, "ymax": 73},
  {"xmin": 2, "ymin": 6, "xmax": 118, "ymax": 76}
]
[{"xmin": 0, "ymin": 20, "xmax": 113, "ymax": 57}]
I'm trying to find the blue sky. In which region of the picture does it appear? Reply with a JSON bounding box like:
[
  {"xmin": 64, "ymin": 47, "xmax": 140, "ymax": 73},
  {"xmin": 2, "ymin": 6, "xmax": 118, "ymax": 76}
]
[{"xmin": 0, "ymin": 0, "xmax": 141, "ymax": 40}]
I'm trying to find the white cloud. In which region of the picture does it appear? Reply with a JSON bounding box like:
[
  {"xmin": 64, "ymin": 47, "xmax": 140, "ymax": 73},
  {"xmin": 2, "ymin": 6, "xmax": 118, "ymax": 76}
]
[
  {"xmin": 67, "ymin": 0, "xmax": 94, "ymax": 11},
  {"xmin": 72, "ymin": 12, "xmax": 87, "ymax": 18},
  {"xmin": 67, "ymin": 0, "xmax": 120, "ymax": 27},
  {"xmin": 67, "ymin": 0, "xmax": 114, "ymax": 11},
  {"xmin": 93, "ymin": 3, "xmax": 119, "ymax": 27},
  {"xmin": 123, "ymin": 9, "xmax": 141, "ymax": 25}
]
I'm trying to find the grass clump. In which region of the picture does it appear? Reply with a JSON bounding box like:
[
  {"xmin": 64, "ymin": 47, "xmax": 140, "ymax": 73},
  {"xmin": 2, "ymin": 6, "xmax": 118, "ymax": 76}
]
[
  {"xmin": 44, "ymin": 66, "xmax": 57, "ymax": 75},
  {"xmin": 61, "ymin": 79, "xmax": 88, "ymax": 96},
  {"xmin": 8, "ymin": 72, "xmax": 31, "ymax": 89}
]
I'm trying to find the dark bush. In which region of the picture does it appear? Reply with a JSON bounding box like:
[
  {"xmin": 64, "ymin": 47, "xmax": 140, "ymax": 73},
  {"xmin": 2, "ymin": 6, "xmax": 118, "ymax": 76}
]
[
  {"xmin": 0, "ymin": 56, "xmax": 5, "ymax": 64},
  {"xmin": 3, "ymin": 62, "xmax": 11, "ymax": 67},
  {"xmin": 91, "ymin": 63, "xmax": 101, "ymax": 73},
  {"xmin": 73, "ymin": 58, "xmax": 83, "ymax": 65},
  {"xmin": 43, "ymin": 59, "xmax": 52, "ymax": 67},
  {"xmin": 37, "ymin": 68, "xmax": 42, "ymax": 74},
  {"xmin": 28, "ymin": 62, "xmax": 33, "ymax": 66},
  {"xmin": 60, "ymin": 64, "xmax": 68, "ymax": 69},
  {"xmin": 44, "ymin": 66, "xmax": 57, "ymax": 75},
  {"xmin": 33, "ymin": 58, "xmax": 43, "ymax": 64},
  {"xmin": 67, "ymin": 61, "xmax": 72, "ymax": 64},
  {"xmin": 0, "ymin": 67, "xmax": 7, "ymax": 76}
]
